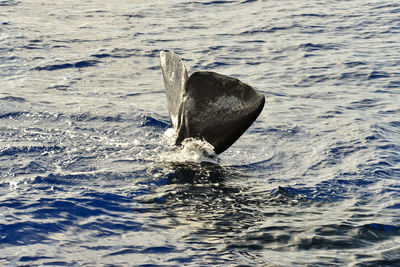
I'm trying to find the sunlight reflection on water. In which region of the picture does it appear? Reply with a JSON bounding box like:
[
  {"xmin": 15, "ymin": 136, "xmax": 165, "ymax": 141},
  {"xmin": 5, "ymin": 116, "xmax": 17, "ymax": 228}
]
[{"xmin": 1, "ymin": 0, "xmax": 400, "ymax": 265}]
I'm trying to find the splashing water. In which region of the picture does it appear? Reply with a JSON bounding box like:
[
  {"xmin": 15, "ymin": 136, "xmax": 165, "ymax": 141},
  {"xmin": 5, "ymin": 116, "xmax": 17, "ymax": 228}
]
[{"xmin": 161, "ymin": 129, "xmax": 219, "ymax": 164}]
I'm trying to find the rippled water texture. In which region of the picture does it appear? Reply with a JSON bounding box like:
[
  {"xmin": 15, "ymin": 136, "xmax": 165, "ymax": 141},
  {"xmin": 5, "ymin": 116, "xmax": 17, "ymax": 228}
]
[{"xmin": 1, "ymin": 0, "xmax": 400, "ymax": 265}]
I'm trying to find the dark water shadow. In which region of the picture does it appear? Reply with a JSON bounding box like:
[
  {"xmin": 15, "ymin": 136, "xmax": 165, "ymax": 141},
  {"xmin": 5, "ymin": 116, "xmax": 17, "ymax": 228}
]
[
  {"xmin": 165, "ymin": 162, "xmax": 228, "ymax": 185},
  {"xmin": 140, "ymin": 162, "xmax": 312, "ymax": 262},
  {"xmin": 159, "ymin": 162, "xmax": 310, "ymax": 209}
]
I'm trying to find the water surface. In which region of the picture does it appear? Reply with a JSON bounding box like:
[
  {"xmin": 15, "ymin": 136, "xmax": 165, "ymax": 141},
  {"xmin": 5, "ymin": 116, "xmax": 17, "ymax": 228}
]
[{"xmin": 1, "ymin": 0, "xmax": 400, "ymax": 265}]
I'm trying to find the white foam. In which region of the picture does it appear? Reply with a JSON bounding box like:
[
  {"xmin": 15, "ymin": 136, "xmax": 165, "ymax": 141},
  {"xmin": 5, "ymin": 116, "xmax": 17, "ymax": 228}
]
[
  {"xmin": 160, "ymin": 138, "xmax": 218, "ymax": 164},
  {"xmin": 163, "ymin": 128, "xmax": 177, "ymax": 139}
]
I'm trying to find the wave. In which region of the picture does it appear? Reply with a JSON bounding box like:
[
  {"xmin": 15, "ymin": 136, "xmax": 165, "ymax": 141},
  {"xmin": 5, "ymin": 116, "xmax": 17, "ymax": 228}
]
[{"xmin": 33, "ymin": 59, "xmax": 100, "ymax": 71}]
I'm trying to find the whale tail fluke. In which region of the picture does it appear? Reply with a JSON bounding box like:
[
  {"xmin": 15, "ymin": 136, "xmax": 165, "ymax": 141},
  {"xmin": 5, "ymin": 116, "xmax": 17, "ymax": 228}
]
[{"xmin": 160, "ymin": 50, "xmax": 265, "ymax": 154}]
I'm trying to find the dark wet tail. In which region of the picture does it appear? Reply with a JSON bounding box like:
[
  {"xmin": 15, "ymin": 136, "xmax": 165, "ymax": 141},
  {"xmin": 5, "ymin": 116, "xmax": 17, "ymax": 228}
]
[{"xmin": 160, "ymin": 50, "xmax": 265, "ymax": 154}]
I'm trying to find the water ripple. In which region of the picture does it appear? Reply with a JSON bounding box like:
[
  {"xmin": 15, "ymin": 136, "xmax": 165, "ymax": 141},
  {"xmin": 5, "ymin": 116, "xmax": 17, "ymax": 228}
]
[
  {"xmin": 34, "ymin": 59, "xmax": 100, "ymax": 71},
  {"xmin": 1, "ymin": 0, "xmax": 400, "ymax": 265}
]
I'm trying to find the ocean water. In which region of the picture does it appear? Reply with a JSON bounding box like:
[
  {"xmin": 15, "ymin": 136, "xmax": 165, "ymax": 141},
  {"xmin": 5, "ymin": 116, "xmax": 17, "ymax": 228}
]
[{"xmin": 1, "ymin": 0, "xmax": 400, "ymax": 265}]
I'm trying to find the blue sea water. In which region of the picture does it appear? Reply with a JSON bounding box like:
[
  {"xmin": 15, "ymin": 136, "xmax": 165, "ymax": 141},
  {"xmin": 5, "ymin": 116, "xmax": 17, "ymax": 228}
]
[{"xmin": 1, "ymin": 0, "xmax": 400, "ymax": 265}]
